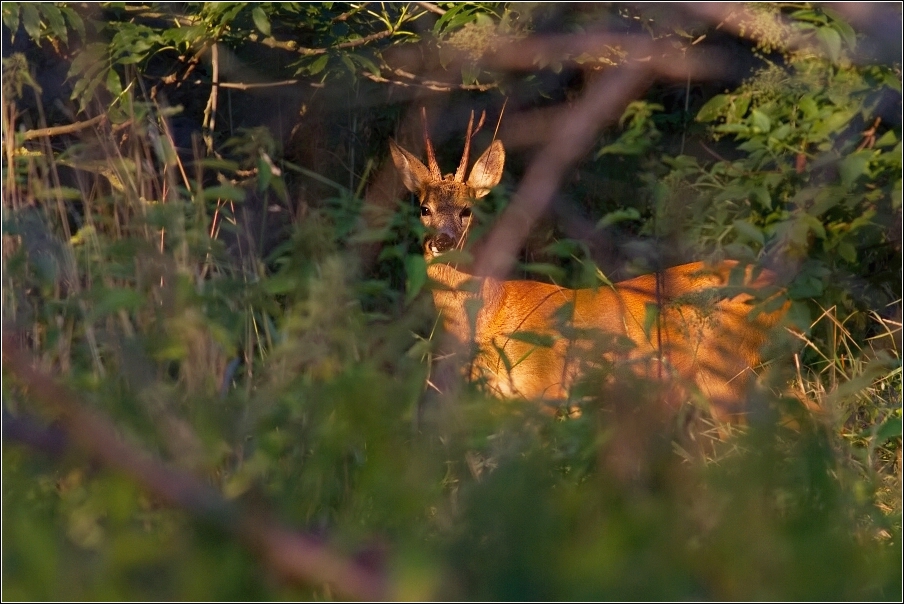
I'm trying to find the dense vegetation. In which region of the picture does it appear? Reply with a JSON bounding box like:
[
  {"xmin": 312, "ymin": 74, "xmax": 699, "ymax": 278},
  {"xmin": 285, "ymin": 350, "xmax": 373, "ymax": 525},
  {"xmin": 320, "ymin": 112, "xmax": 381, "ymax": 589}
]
[{"xmin": 2, "ymin": 3, "xmax": 901, "ymax": 600}]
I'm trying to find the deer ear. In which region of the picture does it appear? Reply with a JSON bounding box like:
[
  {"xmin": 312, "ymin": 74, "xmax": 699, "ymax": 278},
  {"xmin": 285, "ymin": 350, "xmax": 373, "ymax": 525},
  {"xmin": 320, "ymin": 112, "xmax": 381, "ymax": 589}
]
[
  {"xmin": 467, "ymin": 140, "xmax": 505, "ymax": 198},
  {"xmin": 389, "ymin": 139, "xmax": 432, "ymax": 195}
]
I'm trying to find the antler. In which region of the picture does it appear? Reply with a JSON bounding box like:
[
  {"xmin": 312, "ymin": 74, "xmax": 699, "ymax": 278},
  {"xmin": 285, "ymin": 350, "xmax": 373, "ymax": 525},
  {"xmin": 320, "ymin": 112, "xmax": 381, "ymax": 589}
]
[
  {"xmin": 454, "ymin": 110, "xmax": 486, "ymax": 183},
  {"xmin": 421, "ymin": 107, "xmax": 442, "ymax": 181}
]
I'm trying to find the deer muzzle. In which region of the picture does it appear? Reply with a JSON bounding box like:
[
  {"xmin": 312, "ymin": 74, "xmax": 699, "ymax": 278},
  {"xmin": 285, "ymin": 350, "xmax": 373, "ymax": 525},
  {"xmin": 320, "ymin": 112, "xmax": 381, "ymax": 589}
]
[{"xmin": 428, "ymin": 233, "xmax": 456, "ymax": 256}]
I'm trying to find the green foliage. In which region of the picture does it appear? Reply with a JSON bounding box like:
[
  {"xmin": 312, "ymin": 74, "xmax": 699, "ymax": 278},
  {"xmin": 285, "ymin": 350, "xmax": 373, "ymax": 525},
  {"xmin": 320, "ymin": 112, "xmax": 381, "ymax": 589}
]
[
  {"xmin": 2, "ymin": 2, "xmax": 85, "ymax": 47},
  {"xmin": 2, "ymin": 2, "xmax": 901, "ymax": 601},
  {"xmin": 601, "ymin": 6, "xmax": 900, "ymax": 334}
]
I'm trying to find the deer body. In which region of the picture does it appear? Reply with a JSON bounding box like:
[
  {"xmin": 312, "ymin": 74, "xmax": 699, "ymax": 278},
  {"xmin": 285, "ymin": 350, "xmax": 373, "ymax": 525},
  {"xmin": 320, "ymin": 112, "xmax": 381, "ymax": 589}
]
[
  {"xmin": 427, "ymin": 259, "xmax": 784, "ymax": 415},
  {"xmin": 390, "ymin": 116, "xmax": 788, "ymax": 420}
]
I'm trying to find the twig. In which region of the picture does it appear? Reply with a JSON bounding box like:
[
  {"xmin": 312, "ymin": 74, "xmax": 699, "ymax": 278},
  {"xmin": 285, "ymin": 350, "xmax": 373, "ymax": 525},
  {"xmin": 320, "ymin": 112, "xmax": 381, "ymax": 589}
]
[
  {"xmin": 1, "ymin": 333, "xmax": 389, "ymax": 601},
  {"xmin": 360, "ymin": 71, "xmax": 497, "ymax": 92},
  {"xmin": 21, "ymin": 114, "xmax": 107, "ymax": 140},
  {"xmin": 217, "ymin": 79, "xmax": 303, "ymax": 90},
  {"xmin": 202, "ymin": 42, "xmax": 220, "ymax": 154},
  {"xmin": 856, "ymin": 117, "xmax": 881, "ymax": 151},
  {"xmin": 252, "ymin": 28, "xmax": 396, "ymax": 56},
  {"xmin": 415, "ymin": 2, "xmax": 446, "ymax": 16},
  {"xmin": 332, "ymin": 3, "xmax": 370, "ymax": 22},
  {"xmin": 332, "ymin": 29, "xmax": 395, "ymax": 52}
]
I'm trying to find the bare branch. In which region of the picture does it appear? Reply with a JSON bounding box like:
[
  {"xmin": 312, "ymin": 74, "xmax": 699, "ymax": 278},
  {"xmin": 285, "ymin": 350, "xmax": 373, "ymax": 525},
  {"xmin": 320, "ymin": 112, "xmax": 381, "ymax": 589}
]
[
  {"xmin": 332, "ymin": 3, "xmax": 371, "ymax": 22},
  {"xmin": 335, "ymin": 28, "xmax": 396, "ymax": 51},
  {"xmin": 21, "ymin": 114, "xmax": 107, "ymax": 140},
  {"xmin": 360, "ymin": 70, "xmax": 497, "ymax": 92},
  {"xmin": 249, "ymin": 28, "xmax": 394, "ymax": 56},
  {"xmin": 415, "ymin": 2, "xmax": 446, "ymax": 16},
  {"xmin": 217, "ymin": 79, "xmax": 304, "ymax": 90},
  {"xmin": 485, "ymin": 33, "xmax": 728, "ymax": 80},
  {"xmin": 472, "ymin": 63, "xmax": 654, "ymax": 281},
  {"xmin": 470, "ymin": 32, "xmax": 730, "ymax": 280}
]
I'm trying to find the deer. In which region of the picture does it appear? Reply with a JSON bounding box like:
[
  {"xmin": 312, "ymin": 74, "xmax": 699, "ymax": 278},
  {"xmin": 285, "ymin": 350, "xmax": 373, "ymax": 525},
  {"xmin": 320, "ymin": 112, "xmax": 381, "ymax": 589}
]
[{"xmin": 389, "ymin": 112, "xmax": 791, "ymax": 423}]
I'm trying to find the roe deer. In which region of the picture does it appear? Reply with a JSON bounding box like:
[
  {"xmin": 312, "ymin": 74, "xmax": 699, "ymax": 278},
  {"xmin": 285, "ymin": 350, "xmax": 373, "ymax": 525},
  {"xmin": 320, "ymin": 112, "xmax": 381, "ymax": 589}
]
[{"xmin": 390, "ymin": 112, "xmax": 790, "ymax": 421}]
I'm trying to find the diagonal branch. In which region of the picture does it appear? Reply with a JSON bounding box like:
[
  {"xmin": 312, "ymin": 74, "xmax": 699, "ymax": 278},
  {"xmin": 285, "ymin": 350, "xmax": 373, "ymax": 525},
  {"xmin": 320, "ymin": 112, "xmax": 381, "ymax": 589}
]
[
  {"xmin": 21, "ymin": 114, "xmax": 107, "ymax": 140},
  {"xmin": 1, "ymin": 332, "xmax": 389, "ymax": 601}
]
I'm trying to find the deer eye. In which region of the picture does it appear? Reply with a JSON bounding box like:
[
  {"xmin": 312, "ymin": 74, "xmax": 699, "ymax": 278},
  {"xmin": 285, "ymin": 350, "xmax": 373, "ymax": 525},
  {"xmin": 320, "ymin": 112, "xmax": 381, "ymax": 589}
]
[
  {"xmin": 420, "ymin": 205, "xmax": 431, "ymax": 217},
  {"xmin": 460, "ymin": 208, "xmax": 472, "ymax": 221}
]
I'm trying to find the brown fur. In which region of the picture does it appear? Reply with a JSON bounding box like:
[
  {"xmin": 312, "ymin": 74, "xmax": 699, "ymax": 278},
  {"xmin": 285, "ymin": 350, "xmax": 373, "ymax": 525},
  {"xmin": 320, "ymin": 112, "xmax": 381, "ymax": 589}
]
[{"xmin": 390, "ymin": 121, "xmax": 788, "ymax": 421}]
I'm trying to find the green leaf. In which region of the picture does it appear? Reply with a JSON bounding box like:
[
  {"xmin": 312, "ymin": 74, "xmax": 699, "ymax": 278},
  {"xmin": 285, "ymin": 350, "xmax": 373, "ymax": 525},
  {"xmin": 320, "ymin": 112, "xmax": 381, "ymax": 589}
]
[
  {"xmin": 788, "ymin": 275, "xmax": 825, "ymax": 298},
  {"xmin": 507, "ymin": 330, "xmax": 556, "ymax": 349},
  {"xmin": 808, "ymin": 187, "xmax": 844, "ymax": 217},
  {"xmin": 750, "ymin": 109, "xmax": 771, "ymax": 133},
  {"xmin": 770, "ymin": 124, "xmax": 791, "ymax": 141},
  {"xmin": 202, "ymin": 185, "xmax": 247, "ymax": 202},
  {"xmin": 819, "ymin": 109, "xmax": 856, "ymax": 137},
  {"xmin": 60, "ymin": 6, "xmax": 85, "ymax": 41},
  {"xmin": 875, "ymin": 130, "xmax": 898, "ymax": 148},
  {"xmin": 433, "ymin": 3, "xmax": 464, "ymax": 34},
  {"xmin": 68, "ymin": 43, "xmax": 106, "ymax": 78},
  {"xmin": 89, "ymin": 287, "xmax": 144, "ymax": 320},
  {"xmin": 74, "ymin": 72, "xmax": 107, "ymax": 112},
  {"xmin": 340, "ymin": 53, "xmax": 356, "ymax": 74},
  {"xmin": 199, "ymin": 158, "xmax": 240, "ymax": 172},
  {"xmin": 105, "ymin": 69, "xmax": 122, "ymax": 100},
  {"xmin": 873, "ymin": 416, "xmax": 903, "ymax": 443},
  {"xmin": 268, "ymin": 175, "xmax": 288, "ymax": 203},
  {"xmin": 541, "ymin": 239, "xmax": 582, "ymax": 258},
  {"xmin": 1, "ymin": 4, "xmax": 20, "ymax": 38},
  {"xmin": 815, "ymin": 26, "xmax": 842, "ymax": 62},
  {"xmin": 800, "ymin": 213, "xmax": 826, "ymax": 239},
  {"xmin": 732, "ymin": 220, "xmax": 765, "ymax": 245},
  {"xmin": 642, "ymin": 302, "xmax": 660, "ymax": 339},
  {"xmin": 696, "ymin": 94, "xmax": 730, "ymax": 122},
  {"xmin": 257, "ymin": 155, "xmax": 272, "ymax": 191},
  {"xmin": 520, "ymin": 263, "xmax": 567, "ymax": 283},
  {"xmin": 597, "ymin": 208, "xmax": 641, "ymax": 229},
  {"xmin": 262, "ymin": 273, "xmax": 297, "ymax": 295},
  {"xmin": 40, "ymin": 3, "xmax": 67, "ymax": 45},
  {"xmin": 837, "ymin": 241, "xmax": 857, "ymax": 263},
  {"xmin": 490, "ymin": 340, "xmax": 514, "ymax": 374},
  {"xmin": 405, "ymin": 254, "xmax": 427, "ymax": 304},
  {"xmin": 117, "ymin": 52, "xmax": 148, "ymax": 66},
  {"xmin": 352, "ymin": 53, "xmax": 380, "ymax": 77},
  {"xmin": 731, "ymin": 94, "xmax": 751, "ymax": 120},
  {"xmin": 838, "ymin": 151, "xmax": 872, "ymax": 187},
  {"xmin": 714, "ymin": 123, "xmax": 749, "ymax": 135},
  {"xmin": 308, "ymin": 54, "xmax": 329, "ymax": 75},
  {"xmin": 737, "ymin": 139, "xmax": 764, "ymax": 153},
  {"xmin": 750, "ymin": 186, "xmax": 772, "ymax": 210},
  {"xmin": 798, "ymin": 96, "xmax": 818, "ymax": 119},
  {"xmin": 597, "ymin": 138, "xmax": 649, "ymax": 156},
  {"xmin": 251, "ymin": 6, "xmax": 271, "ymax": 36},
  {"xmin": 20, "ymin": 3, "xmax": 41, "ymax": 42}
]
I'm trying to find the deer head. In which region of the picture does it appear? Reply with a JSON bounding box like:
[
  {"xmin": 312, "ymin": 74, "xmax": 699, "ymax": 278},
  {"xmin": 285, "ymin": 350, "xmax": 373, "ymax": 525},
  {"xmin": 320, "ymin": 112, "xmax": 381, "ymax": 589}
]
[{"xmin": 389, "ymin": 111, "xmax": 505, "ymax": 259}]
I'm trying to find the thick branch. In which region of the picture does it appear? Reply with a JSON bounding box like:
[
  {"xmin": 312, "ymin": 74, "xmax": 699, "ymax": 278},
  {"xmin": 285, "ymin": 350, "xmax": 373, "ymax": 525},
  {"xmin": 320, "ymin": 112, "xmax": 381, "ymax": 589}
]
[{"xmin": 472, "ymin": 63, "xmax": 655, "ymax": 280}]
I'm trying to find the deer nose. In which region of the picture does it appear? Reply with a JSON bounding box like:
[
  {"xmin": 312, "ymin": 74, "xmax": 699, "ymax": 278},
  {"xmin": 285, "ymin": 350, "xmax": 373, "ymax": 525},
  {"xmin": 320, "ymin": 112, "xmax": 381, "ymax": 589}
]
[{"xmin": 430, "ymin": 233, "xmax": 455, "ymax": 254}]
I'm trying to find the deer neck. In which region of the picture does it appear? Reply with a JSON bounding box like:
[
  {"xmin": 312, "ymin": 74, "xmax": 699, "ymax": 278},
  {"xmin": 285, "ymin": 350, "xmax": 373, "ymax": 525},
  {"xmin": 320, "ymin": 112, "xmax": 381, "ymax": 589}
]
[{"xmin": 427, "ymin": 261, "xmax": 501, "ymax": 345}]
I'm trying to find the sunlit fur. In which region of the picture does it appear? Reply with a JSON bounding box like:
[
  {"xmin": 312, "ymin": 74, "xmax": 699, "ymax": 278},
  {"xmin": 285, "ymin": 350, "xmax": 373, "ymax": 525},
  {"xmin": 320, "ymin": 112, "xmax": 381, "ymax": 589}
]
[{"xmin": 390, "ymin": 129, "xmax": 788, "ymax": 421}]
